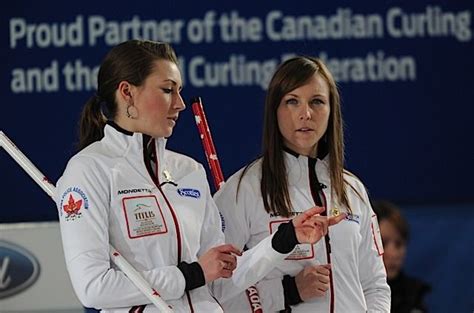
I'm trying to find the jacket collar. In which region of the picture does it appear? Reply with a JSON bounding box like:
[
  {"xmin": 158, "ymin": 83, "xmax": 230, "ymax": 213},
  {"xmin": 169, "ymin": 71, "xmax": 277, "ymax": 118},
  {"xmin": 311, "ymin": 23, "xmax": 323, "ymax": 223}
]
[
  {"xmin": 107, "ymin": 121, "xmax": 134, "ymax": 136},
  {"xmin": 282, "ymin": 146, "xmax": 328, "ymax": 161},
  {"xmin": 102, "ymin": 123, "xmax": 167, "ymax": 181},
  {"xmin": 282, "ymin": 148, "xmax": 330, "ymax": 188}
]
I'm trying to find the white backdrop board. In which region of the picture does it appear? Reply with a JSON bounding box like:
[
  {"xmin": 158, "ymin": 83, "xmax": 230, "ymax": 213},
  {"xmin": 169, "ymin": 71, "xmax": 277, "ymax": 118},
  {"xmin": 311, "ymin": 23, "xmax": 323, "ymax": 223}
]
[{"xmin": 0, "ymin": 222, "xmax": 83, "ymax": 312}]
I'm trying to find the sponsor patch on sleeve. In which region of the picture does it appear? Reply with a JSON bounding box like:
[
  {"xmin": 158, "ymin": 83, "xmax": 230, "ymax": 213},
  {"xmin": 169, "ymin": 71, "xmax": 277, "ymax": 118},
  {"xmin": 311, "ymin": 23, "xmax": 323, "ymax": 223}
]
[
  {"xmin": 219, "ymin": 212, "xmax": 226, "ymax": 232},
  {"xmin": 371, "ymin": 214, "xmax": 384, "ymax": 256},
  {"xmin": 59, "ymin": 187, "xmax": 89, "ymax": 221}
]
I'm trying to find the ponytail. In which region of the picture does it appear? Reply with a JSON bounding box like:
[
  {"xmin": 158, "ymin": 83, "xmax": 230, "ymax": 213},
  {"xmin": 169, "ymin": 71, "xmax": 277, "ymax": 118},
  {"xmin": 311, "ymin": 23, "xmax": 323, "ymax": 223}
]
[
  {"xmin": 75, "ymin": 40, "xmax": 179, "ymax": 151},
  {"xmin": 78, "ymin": 95, "xmax": 106, "ymax": 151}
]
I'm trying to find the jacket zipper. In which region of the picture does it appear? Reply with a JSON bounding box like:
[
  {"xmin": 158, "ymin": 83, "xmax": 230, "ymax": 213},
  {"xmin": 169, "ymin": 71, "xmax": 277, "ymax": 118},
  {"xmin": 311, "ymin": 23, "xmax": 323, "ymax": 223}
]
[
  {"xmin": 320, "ymin": 190, "xmax": 335, "ymax": 313},
  {"xmin": 308, "ymin": 158, "xmax": 335, "ymax": 313},
  {"xmin": 146, "ymin": 139, "xmax": 195, "ymax": 312}
]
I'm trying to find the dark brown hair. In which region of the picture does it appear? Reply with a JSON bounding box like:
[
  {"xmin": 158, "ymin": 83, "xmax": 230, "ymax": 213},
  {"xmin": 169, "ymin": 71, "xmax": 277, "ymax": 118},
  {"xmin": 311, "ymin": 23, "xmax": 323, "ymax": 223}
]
[
  {"xmin": 78, "ymin": 40, "xmax": 178, "ymax": 150},
  {"xmin": 372, "ymin": 200, "xmax": 409, "ymax": 242},
  {"xmin": 241, "ymin": 56, "xmax": 351, "ymax": 217}
]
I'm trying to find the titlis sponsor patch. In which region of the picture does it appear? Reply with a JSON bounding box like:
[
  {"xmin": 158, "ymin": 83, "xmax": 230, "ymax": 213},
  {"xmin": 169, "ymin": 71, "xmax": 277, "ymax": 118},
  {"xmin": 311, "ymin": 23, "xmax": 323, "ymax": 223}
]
[{"xmin": 177, "ymin": 188, "xmax": 201, "ymax": 199}]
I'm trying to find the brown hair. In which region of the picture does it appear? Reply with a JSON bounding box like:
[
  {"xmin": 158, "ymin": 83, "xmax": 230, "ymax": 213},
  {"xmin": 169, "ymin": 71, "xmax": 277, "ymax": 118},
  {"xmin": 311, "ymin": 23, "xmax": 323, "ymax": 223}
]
[
  {"xmin": 241, "ymin": 56, "xmax": 351, "ymax": 217},
  {"xmin": 78, "ymin": 40, "xmax": 179, "ymax": 150},
  {"xmin": 372, "ymin": 200, "xmax": 409, "ymax": 242}
]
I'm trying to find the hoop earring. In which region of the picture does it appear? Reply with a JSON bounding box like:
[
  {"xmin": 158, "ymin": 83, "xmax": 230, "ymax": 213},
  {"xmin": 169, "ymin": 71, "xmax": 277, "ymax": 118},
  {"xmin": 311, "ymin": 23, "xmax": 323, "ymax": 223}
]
[{"xmin": 126, "ymin": 104, "xmax": 138, "ymax": 119}]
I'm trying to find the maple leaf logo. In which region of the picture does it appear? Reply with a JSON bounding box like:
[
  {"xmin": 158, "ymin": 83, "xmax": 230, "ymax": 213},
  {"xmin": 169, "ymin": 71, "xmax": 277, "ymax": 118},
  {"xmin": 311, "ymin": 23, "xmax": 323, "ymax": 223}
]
[{"xmin": 63, "ymin": 194, "xmax": 83, "ymax": 219}]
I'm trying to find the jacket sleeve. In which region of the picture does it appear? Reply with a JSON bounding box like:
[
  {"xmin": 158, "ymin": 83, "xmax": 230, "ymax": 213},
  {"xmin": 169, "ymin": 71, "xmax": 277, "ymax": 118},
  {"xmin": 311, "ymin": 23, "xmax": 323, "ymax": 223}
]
[
  {"xmin": 56, "ymin": 156, "xmax": 186, "ymax": 309},
  {"xmin": 211, "ymin": 171, "xmax": 290, "ymax": 304},
  {"xmin": 195, "ymin": 166, "xmax": 226, "ymax": 256},
  {"xmin": 213, "ymin": 170, "xmax": 250, "ymax": 251},
  {"xmin": 356, "ymin": 187, "xmax": 391, "ymax": 312},
  {"xmin": 255, "ymin": 277, "xmax": 286, "ymax": 312}
]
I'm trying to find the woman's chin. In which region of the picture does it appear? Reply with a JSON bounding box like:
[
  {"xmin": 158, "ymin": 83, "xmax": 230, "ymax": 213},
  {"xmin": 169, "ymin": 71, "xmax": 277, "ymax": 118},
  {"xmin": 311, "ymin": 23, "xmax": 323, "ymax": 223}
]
[{"xmin": 386, "ymin": 268, "xmax": 400, "ymax": 280}]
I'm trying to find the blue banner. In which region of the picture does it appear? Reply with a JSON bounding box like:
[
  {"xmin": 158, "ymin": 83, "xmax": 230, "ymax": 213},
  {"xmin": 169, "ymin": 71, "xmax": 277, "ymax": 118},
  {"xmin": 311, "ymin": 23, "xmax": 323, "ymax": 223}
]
[{"xmin": 2, "ymin": 1, "xmax": 473, "ymax": 214}]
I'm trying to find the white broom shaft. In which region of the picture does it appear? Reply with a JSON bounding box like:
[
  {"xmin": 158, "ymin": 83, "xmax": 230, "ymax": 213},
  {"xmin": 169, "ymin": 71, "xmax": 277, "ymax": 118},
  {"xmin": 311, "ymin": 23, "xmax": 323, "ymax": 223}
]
[
  {"xmin": 109, "ymin": 247, "xmax": 172, "ymax": 312},
  {"xmin": 0, "ymin": 131, "xmax": 173, "ymax": 312},
  {"xmin": 0, "ymin": 131, "xmax": 55, "ymax": 198}
]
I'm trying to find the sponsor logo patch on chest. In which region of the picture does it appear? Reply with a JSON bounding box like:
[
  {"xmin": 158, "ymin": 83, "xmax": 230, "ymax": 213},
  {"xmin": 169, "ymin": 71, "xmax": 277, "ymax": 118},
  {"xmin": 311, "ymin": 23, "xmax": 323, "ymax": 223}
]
[
  {"xmin": 345, "ymin": 213, "xmax": 361, "ymax": 224},
  {"xmin": 118, "ymin": 188, "xmax": 152, "ymax": 195},
  {"xmin": 122, "ymin": 195, "xmax": 168, "ymax": 239},
  {"xmin": 177, "ymin": 188, "xmax": 201, "ymax": 199}
]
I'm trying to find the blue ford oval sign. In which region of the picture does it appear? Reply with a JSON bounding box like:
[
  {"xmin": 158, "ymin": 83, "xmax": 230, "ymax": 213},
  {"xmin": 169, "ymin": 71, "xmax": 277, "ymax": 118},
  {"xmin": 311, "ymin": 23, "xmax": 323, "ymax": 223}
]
[{"xmin": 0, "ymin": 240, "xmax": 40, "ymax": 299}]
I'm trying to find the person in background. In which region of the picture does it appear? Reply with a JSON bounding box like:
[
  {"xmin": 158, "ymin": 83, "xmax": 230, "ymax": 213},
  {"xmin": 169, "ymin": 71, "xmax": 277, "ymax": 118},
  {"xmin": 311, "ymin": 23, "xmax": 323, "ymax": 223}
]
[
  {"xmin": 372, "ymin": 200, "xmax": 431, "ymax": 313},
  {"xmin": 214, "ymin": 56, "xmax": 390, "ymax": 312},
  {"xmin": 56, "ymin": 40, "xmax": 343, "ymax": 312}
]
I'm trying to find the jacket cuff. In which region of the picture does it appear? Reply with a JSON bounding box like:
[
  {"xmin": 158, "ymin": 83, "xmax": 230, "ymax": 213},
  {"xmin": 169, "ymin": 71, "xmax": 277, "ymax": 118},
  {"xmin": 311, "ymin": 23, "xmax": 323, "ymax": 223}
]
[
  {"xmin": 272, "ymin": 221, "xmax": 298, "ymax": 254},
  {"xmin": 283, "ymin": 275, "xmax": 303, "ymax": 306},
  {"xmin": 177, "ymin": 261, "xmax": 205, "ymax": 291}
]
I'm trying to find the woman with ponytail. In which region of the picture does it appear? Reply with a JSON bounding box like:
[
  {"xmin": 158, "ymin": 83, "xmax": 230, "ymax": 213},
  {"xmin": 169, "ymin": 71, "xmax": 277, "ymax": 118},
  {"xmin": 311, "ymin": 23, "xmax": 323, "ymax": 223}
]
[{"xmin": 55, "ymin": 40, "xmax": 343, "ymax": 313}]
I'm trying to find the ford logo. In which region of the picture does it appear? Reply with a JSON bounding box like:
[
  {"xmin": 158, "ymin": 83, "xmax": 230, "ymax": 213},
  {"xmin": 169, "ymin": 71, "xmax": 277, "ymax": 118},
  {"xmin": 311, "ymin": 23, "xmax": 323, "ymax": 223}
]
[
  {"xmin": 0, "ymin": 240, "xmax": 40, "ymax": 299},
  {"xmin": 177, "ymin": 188, "xmax": 201, "ymax": 199}
]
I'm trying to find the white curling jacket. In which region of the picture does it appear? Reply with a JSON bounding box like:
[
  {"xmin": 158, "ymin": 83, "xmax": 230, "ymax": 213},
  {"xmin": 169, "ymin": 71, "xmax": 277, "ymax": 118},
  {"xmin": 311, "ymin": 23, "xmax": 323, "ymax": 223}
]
[
  {"xmin": 56, "ymin": 124, "xmax": 291, "ymax": 312},
  {"xmin": 214, "ymin": 151, "xmax": 391, "ymax": 313}
]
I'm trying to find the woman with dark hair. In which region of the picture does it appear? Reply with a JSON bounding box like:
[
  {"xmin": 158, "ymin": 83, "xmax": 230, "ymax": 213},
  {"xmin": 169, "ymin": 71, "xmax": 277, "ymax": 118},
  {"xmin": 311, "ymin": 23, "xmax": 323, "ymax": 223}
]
[
  {"xmin": 56, "ymin": 41, "xmax": 342, "ymax": 312},
  {"xmin": 214, "ymin": 56, "xmax": 391, "ymax": 312},
  {"xmin": 372, "ymin": 200, "xmax": 431, "ymax": 313}
]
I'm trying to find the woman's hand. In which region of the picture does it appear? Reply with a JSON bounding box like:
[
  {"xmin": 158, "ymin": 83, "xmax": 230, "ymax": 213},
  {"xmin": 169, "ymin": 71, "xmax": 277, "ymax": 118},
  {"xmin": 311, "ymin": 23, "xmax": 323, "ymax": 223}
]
[
  {"xmin": 198, "ymin": 244, "xmax": 242, "ymax": 283},
  {"xmin": 292, "ymin": 206, "xmax": 346, "ymax": 244},
  {"xmin": 295, "ymin": 264, "xmax": 331, "ymax": 300}
]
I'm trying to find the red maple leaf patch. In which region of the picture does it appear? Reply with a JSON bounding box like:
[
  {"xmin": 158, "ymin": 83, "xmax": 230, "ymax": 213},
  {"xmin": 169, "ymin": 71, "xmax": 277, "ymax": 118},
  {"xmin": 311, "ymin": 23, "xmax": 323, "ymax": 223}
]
[{"xmin": 63, "ymin": 194, "xmax": 82, "ymax": 216}]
